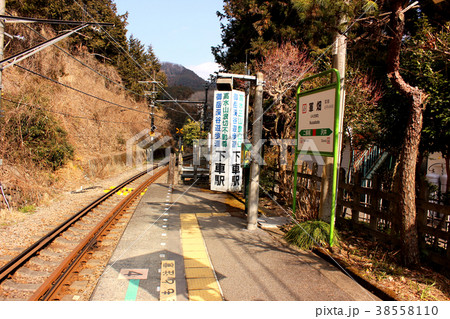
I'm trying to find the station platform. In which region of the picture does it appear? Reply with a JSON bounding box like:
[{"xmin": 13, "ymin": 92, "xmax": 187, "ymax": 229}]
[{"xmin": 91, "ymin": 176, "xmax": 379, "ymax": 301}]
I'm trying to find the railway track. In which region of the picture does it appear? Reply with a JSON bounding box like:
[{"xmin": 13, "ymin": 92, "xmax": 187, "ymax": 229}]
[{"xmin": 0, "ymin": 165, "xmax": 168, "ymax": 301}]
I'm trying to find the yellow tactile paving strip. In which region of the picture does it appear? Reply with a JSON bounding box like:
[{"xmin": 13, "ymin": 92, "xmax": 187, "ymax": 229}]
[{"xmin": 180, "ymin": 213, "xmax": 229, "ymax": 301}]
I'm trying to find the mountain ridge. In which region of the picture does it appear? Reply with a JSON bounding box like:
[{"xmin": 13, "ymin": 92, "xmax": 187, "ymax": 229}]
[{"xmin": 161, "ymin": 62, "xmax": 206, "ymax": 91}]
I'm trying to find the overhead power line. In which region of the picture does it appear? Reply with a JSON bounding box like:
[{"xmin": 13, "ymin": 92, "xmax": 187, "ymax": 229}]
[
  {"xmin": 72, "ymin": 0, "xmax": 197, "ymax": 123},
  {"xmin": 17, "ymin": 20, "xmax": 144, "ymax": 97},
  {"xmin": 0, "ymin": 24, "xmax": 89, "ymax": 70},
  {"xmin": 8, "ymin": 64, "xmax": 187, "ymax": 126},
  {"xmin": 2, "ymin": 96, "xmax": 149, "ymax": 124},
  {"xmin": 16, "ymin": 64, "xmax": 151, "ymax": 115},
  {"xmin": 0, "ymin": 15, "xmax": 113, "ymax": 26}
]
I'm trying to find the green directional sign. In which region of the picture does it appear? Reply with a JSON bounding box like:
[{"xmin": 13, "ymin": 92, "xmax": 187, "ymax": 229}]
[
  {"xmin": 299, "ymin": 128, "xmax": 332, "ymax": 137},
  {"xmin": 293, "ymin": 69, "xmax": 342, "ymax": 248}
]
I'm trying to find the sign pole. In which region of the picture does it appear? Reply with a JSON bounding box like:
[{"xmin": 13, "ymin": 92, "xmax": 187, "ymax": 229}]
[
  {"xmin": 247, "ymin": 72, "xmax": 264, "ymax": 230},
  {"xmin": 294, "ymin": 69, "xmax": 341, "ymax": 246},
  {"xmin": 329, "ymin": 72, "xmax": 341, "ymax": 246}
]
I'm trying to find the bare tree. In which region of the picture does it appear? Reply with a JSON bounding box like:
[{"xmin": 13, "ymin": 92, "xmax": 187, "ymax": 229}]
[{"xmin": 257, "ymin": 42, "xmax": 315, "ymax": 205}]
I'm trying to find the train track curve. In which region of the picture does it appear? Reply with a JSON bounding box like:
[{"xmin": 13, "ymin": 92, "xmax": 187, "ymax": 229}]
[{"xmin": 0, "ymin": 165, "xmax": 168, "ymax": 301}]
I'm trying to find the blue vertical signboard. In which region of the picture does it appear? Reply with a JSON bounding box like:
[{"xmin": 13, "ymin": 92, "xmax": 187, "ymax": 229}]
[{"xmin": 211, "ymin": 90, "xmax": 245, "ymax": 192}]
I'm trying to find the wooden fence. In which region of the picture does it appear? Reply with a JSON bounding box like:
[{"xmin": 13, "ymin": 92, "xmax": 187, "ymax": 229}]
[
  {"xmin": 335, "ymin": 167, "xmax": 449, "ymax": 267},
  {"xmin": 280, "ymin": 163, "xmax": 450, "ymax": 268}
]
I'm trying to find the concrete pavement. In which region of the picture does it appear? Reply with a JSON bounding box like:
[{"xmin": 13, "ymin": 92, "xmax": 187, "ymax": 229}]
[{"xmin": 91, "ymin": 177, "xmax": 379, "ymax": 301}]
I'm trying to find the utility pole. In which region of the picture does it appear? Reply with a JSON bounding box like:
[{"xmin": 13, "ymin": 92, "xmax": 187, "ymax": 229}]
[
  {"xmin": 318, "ymin": 15, "xmax": 347, "ymax": 222},
  {"xmin": 0, "ymin": 0, "xmax": 5, "ymax": 108},
  {"xmin": 247, "ymin": 72, "xmax": 264, "ymax": 230},
  {"xmin": 139, "ymin": 70, "xmax": 159, "ymax": 136},
  {"xmin": 202, "ymin": 79, "xmax": 213, "ymax": 131}
]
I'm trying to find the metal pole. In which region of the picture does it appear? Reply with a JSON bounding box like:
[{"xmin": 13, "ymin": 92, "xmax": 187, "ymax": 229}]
[
  {"xmin": 247, "ymin": 72, "xmax": 264, "ymax": 230},
  {"xmin": 0, "ymin": 1, "xmax": 6, "ymax": 211},
  {"xmin": 0, "ymin": 0, "xmax": 5, "ymax": 107}
]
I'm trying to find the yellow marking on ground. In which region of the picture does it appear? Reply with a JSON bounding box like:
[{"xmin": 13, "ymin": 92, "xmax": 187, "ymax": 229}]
[
  {"xmin": 160, "ymin": 260, "xmax": 176, "ymax": 301},
  {"xmin": 182, "ymin": 243, "xmax": 206, "ymax": 252},
  {"xmin": 180, "ymin": 213, "xmax": 223, "ymax": 301},
  {"xmin": 184, "ymin": 250, "xmax": 209, "ymax": 260},
  {"xmin": 184, "ymin": 259, "xmax": 211, "ymax": 268},
  {"xmin": 211, "ymin": 213, "xmax": 230, "ymax": 217},
  {"xmin": 186, "ymin": 278, "xmax": 220, "ymax": 291},
  {"xmin": 188, "ymin": 289, "xmax": 222, "ymax": 301},
  {"xmin": 180, "ymin": 216, "xmax": 197, "ymax": 222},
  {"xmin": 180, "ymin": 224, "xmax": 198, "ymax": 229},
  {"xmin": 104, "ymin": 187, "xmax": 137, "ymax": 196},
  {"xmin": 196, "ymin": 213, "xmax": 212, "ymax": 217},
  {"xmin": 195, "ymin": 212, "xmax": 230, "ymax": 218},
  {"xmin": 185, "ymin": 267, "xmax": 215, "ymax": 279}
]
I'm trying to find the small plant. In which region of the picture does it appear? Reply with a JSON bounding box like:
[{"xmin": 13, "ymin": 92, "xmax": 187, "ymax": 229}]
[
  {"xmin": 420, "ymin": 281, "xmax": 437, "ymax": 300},
  {"xmin": 19, "ymin": 205, "xmax": 36, "ymax": 214},
  {"xmin": 284, "ymin": 220, "xmax": 339, "ymax": 250}
]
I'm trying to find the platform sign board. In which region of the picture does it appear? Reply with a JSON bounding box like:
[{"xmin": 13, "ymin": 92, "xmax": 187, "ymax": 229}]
[
  {"xmin": 298, "ymin": 88, "xmax": 337, "ymax": 156},
  {"xmin": 293, "ymin": 69, "xmax": 342, "ymax": 246},
  {"xmin": 211, "ymin": 90, "xmax": 245, "ymax": 192}
]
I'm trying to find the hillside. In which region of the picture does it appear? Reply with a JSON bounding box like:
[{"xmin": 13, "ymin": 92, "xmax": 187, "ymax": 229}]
[
  {"xmin": 161, "ymin": 62, "xmax": 206, "ymax": 91},
  {"xmin": 0, "ymin": 26, "xmax": 170, "ymax": 208}
]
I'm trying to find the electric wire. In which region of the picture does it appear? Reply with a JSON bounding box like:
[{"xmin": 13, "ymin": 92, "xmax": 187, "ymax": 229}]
[
  {"xmin": 9, "ymin": 65, "xmax": 188, "ymax": 126},
  {"xmin": 72, "ymin": 0, "xmax": 198, "ymax": 123},
  {"xmin": 4, "ymin": 95, "xmax": 188, "ymax": 127},
  {"xmin": 3, "ymin": 12, "xmax": 191, "ymax": 127},
  {"xmin": 253, "ymin": 8, "xmax": 374, "ymax": 125},
  {"xmin": 2, "ymin": 96, "xmax": 150, "ymax": 124},
  {"xmin": 3, "ymin": 10, "xmax": 145, "ymax": 98},
  {"xmin": 15, "ymin": 64, "xmax": 191, "ymax": 125},
  {"xmin": 15, "ymin": 64, "xmax": 154, "ymax": 116}
]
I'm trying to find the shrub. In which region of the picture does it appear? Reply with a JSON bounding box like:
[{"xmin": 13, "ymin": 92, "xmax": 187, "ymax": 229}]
[
  {"xmin": 3, "ymin": 101, "xmax": 74, "ymax": 170},
  {"xmin": 284, "ymin": 220, "xmax": 339, "ymax": 250}
]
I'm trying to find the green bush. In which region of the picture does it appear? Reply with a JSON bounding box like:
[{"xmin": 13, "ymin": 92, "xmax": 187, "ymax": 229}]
[
  {"xmin": 5, "ymin": 103, "xmax": 74, "ymax": 170},
  {"xmin": 284, "ymin": 220, "xmax": 339, "ymax": 250}
]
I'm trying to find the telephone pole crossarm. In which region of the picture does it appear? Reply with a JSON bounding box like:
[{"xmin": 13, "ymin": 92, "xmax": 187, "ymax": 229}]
[
  {"xmin": 0, "ymin": 15, "xmax": 113, "ymax": 27},
  {"xmin": 0, "ymin": 24, "xmax": 89, "ymax": 70}
]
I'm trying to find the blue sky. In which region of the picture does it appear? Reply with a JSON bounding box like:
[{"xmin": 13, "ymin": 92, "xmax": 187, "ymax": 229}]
[{"xmin": 114, "ymin": 0, "xmax": 223, "ymax": 79}]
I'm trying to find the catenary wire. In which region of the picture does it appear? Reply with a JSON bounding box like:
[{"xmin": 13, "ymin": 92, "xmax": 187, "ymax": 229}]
[
  {"xmin": 253, "ymin": 8, "xmax": 374, "ymax": 125},
  {"xmin": 4, "ymin": 10, "xmax": 145, "ymax": 99},
  {"xmin": 2, "ymin": 96, "xmax": 151, "ymax": 124},
  {"xmin": 15, "ymin": 64, "xmax": 157, "ymax": 116},
  {"xmin": 72, "ymin": 0, "xmax": 198, "ymax": 123}
]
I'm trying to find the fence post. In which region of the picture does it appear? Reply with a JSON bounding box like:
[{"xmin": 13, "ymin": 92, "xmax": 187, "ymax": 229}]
[
  {"xmin": 416, "ymin": 177, "xmax": 429, "ymax": 250},
  {"xmin": 369, "ymin": 174, "xmax": 380, "ymax": 230},
  {"xmin": 337, "ymin": 168, "xmax": 346, "ymax": 220},
  {"xmin": 352, "ymin": 172, "xmax": 361, "ymax": 224}
]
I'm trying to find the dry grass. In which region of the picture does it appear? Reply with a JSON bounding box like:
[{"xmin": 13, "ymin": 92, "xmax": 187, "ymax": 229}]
[
  {"xmin": 0, "ymin": 25, "xmax": 172, "ymax": 209},
  {"xmin": 333, "ymin": 231, "xmax": 450, "ymax": 301}
]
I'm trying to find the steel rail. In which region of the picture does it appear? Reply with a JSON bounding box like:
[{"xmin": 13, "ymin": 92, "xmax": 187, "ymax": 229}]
[
  {"xmin": 29, "ymin": 166, "xmax": 168, "ymax": 301},
  {"xmin": 0, "ymin": 168, "xmax": 152, "ymax": 283}
]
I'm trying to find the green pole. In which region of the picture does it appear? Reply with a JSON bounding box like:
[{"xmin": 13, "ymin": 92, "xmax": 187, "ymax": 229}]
[
  {"xmin": 295, "ymin": 69, "xmax": 341, "ymax": 246},
  {"xmin": 292, "ymin": 89, "xmax": 300, "ymax": 217},
  {"xmin": 329, "ymin": 70, "xmax": 341, "ymax": 247},
  {"xmin": 292, "ymin": 150, "xmax": 299, "ymax": 218}
]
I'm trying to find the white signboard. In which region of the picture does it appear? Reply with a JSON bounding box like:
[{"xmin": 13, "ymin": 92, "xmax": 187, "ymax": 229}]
[
  {"xmin": 298, "ymin": 88, "xmax": 336, "ymax": 156},
  {"xmin": 211, "ymin": 90, "xmax": 245, "ymax": 192}
]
